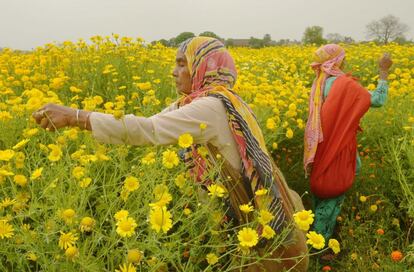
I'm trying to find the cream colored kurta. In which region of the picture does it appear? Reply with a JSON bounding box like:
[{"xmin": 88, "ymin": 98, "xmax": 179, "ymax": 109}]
[{"xmin": 90, "ymin": 96, "xmax": 242, "ymax": 171}]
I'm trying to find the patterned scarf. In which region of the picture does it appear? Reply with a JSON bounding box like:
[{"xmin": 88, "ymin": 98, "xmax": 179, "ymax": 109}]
[
  {"xmin": 178, "ymin": 37, "xmax": 286, "ymax": 233},
  {"xmin": 304, "ymin": 44, "xmax": 346, "ymax": 174}
]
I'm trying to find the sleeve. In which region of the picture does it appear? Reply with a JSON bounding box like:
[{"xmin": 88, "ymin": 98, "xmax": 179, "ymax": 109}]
[
  {"xmin": 369, "ymin": 80, "xmax": 388, "ymax": 108},
  {"xmin": 323, "ymin": 77, "xmax": 337, "ymax": 99},
  {"xmin": 89, "ymin": 97, "xmax": 223, "ymax": 146}
]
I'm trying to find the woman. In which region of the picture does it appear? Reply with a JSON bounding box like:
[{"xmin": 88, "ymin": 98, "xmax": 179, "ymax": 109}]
[
  {"xmin": 33, "ymin": 37, "xmax": 308, "ymax": 271},
  {"xmin": 304, "ymin": 44, "xmax": 392, "ymax": 256}
]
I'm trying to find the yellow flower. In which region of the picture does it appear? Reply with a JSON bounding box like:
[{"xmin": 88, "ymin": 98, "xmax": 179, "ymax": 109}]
[
  {"xmin": 178, "ymin": 133, "xmax": 193, "ymax": 148},
  {"xmin": 13, "ymin": 175, "xmax": 27, "ymax": 187},
  {"xmin": 306, "ymin": 231, "xmax": 325, "ymax": 250},
  {"xmin": 58, "ymin": 231, "xmax": 78, "ymax": 249},
  {"xmin": 207, "ymin": 184, "xmax": 227, "ymax": 198},
  {"xmin": 1, "ymin": 198, "xmax": 17, "ymax": 208},
  {"xmin": 135, "ymin": 82, "xmax": 151, "ymax": 90},
  {"xmin": 255, "ymin": 188, "xmax": 268, "ymax": 196},
  {"xmin": 174, "ymin": 173, "xmax": 186, "ymax": 188},
  {"xmin": 79, "ymin": 177, "xmax": 92, "ymax": 188},
  {"xmin": 183, "ymin": 208, "xmax": 192, "ymax": 215},
  {"xmin": 26, "ymin": 252, "xmax": 37, "ymax": 261},
  {"xmin": 61, "ymin": 209, "xmax": 76, "ymax": 224},
  {"xmin": 197, "ymin": 146, "xmax": 209, "ymax": 158},
  {"xmin": 69, "ymin": 86, "xmax": 82, "ymax": 93},
  {"xmin": 0, "ymin": 111, "xmax": 12, "ymax": 121},
  {"xmin": 237, "ymin": 227, "xmax": 258, "ymax": 248},
  {"xmin": 116, "ymin": 217, "xmax": 138, "ymax": 237},
  {"xmin": 262, "ymin": 225, "xmax": 276, "ymax": 239},
  {"xmin": 115, "ymin": 263, "xmax": 136, "ymax": 272},
  {"xmin": 0, "ymin": 220, "xmax": 14, "ymax": 239},
  {"xmin": 0, "ymin": 149, "xmax": 15, "ymax": 161},
  {"xmin": 149, "ymin": 206, "xmax": 173, "ymax": 233},
  {"xmin": 39, "ymin": 144, "xmax": 49, "ymax": 154},
  {"xmin": 266, "ymin": 118, "xmax": 276, "ymax": 130},
  {"xmin": 370, "ymin": 204, "xmax": 378, "ymax": 212},
  {"xmin": 328, "ymin": 239, "xmax": 340, "ymax": 254},
  {"xmin": 293, "ymin": 210, "xmax": 315, "ymax": 231},
  {"xmin": 30, "ymin": 167, "xmax": 43, "ymax": 181},
  {"xmin": 23, "ymin": 128, "xmax": 39, "ymax": 138},
  {"xmin": 113, "ymin": 110, "xmax": 124, "ymax": 119},
  {"xmin": 79, "ymin": 217, "xmax": 95, "ymax": 233},
  {"xmin": 72, "ymin": 166, "xmax": 85, "ymax": 180},
  {"xmin": 65, "ymin": 246, "xmax": 79, "ymax": 260},
  {"xmin": 239, "ymin": 204, "xmax": 254, "ymax": 213},
  {"xmin": 199, "ymin": 123, "xmax": 207, "ymax": 130},
  {"xmin": 367, "ymin": 83, "xmax": 376, "ymax": 90},
  {"xmin": 14, "ymin": 152, "xmax": 25, "ymax": 169},
  {"xmin": 351, "ymin": 252, "xmax": 358, "ymax": 261},
  {"xmin": 141, "ymin": 152, "xmax": 156, "ymax": 165},
  {"xmin": 286, "ymin": 128, "xmax": 294, "ymax": 139},
  {"xmin": 359, "ymin": 195, "xmax": 367, "ymax": 203},
  {"xmin": 123, "ymin": 176, "xmax": 140, "ymax": 192},
  {"xmin": 150, "ymin": 184, "xmax": 172, "ymax": 207},
  {"xmin": 127, "ymin": 249, "xmax": 143, "ymax": 263},
  {"xmin": 47, "ymin": 144, "xmax": 62, "ymax": 162},
  {"xmin": 120, "ymin": 188, "xmax": 130, "ymax": 202},
  {"xmin": 162, "ymin": 149, "xmax": 179, "ymax": 169},
  {"xmin": 114, "ymin": 210, "xmax": 129, "ymax": 221},
  {"xmin": 206, "ymin": 253, "xmax": 219, "ymax": 265},
  {"xmin": 258, "ymin": 209, "xmax": 274, "ymax": 225},
  {"xmin": 12, "ymin": 139, "xmax": 30, "ymax": 150}
]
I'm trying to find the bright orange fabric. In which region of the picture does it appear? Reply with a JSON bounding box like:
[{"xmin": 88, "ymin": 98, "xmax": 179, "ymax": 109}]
[{"xmin": 310, "ymin": 75, "xmax": 371, "ymax": 198}]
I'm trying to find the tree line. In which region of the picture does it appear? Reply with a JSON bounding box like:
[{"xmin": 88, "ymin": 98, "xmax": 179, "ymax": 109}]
[{"xmin": 153, "ymin": 15, "xmax": 411, "ymax": 47}]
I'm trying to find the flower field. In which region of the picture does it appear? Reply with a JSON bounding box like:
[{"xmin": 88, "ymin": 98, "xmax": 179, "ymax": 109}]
[{"xmin": 0, "ymin": 36, "xmax": 413, "ymax": 271}]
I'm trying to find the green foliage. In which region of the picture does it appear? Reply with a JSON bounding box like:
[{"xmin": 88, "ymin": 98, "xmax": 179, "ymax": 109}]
[
  {"xmin": 199, "ymin": 31, "xmax": 221, "ymax": 40},
  {"xmin": 171, "ymin": 32, "xmax": 196, "ymax": 47},
  {"xmin": 302, "ymin": 26, "xmax": 326, "ymax": 45}
]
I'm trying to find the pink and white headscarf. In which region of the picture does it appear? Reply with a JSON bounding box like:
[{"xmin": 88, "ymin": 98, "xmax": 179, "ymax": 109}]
[{"xmin": 304, "ymin": 44, "xmax": 346, "ymax": 173}]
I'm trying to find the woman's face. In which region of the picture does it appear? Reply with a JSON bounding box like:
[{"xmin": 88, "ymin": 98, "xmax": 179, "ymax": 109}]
[{"xmin": 172, "ymin": 51, "xmax": 192, "ymax": 95}]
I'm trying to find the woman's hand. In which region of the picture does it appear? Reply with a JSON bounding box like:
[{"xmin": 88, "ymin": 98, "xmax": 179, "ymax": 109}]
[
  {"xmin": 379, "ymin": 53, "xmax": 393, "ymax": 80},
  {"xmin": 32, "ymin": 103, "xmax": 77, "ymax": 131}
]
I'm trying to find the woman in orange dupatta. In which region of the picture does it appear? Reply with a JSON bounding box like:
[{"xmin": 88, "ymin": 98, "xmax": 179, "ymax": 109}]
[{"xmin": 304, "ymin": 44, "xmax": 392, "ymax": 259}]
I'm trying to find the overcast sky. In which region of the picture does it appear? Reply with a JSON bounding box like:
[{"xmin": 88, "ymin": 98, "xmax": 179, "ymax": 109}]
[{"xmin": 1, "ymin": 0, "xmax": 413, "ymax": 50}]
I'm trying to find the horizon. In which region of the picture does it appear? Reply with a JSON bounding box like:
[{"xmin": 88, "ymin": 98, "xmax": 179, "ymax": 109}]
[{"xmin": 1, "ymin": 0, "xmax": 413, "ymax": 50}]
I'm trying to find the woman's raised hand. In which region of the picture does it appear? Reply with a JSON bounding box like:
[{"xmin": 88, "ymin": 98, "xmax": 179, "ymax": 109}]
[
  {"xmin": 379, "ymin": 53, "xmax": 393, "ymax": 80},
  {"xmin": 32, "ymin": 103, "xmax": 77, "ymax": 131},
  {"xmin": 379, "ymin": 53, "xmax": 393, "ymax": 70}
]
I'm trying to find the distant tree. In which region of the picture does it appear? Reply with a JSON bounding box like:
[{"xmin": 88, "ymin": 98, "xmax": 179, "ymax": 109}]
[
  {"xmin": 302, "ymin": 26, "xmax": 326, "ymax": 45},
  {"xmin": 199, "ymin": 31, "xmax": 221, "ymax": 40},
  {"xmin": 343, "ymin": 36, "xmax": 355, "ymax": 44},
  {"xmin": 168, "ymin": 38, "xmax": 176, "ymax": 46},
  {"xmin": 249, "ymin": 37, "xmax": 264, "ymax": 48},
  {"xmin": 172, "ymin": 32, "xmax": 196, "ymax": 46},
  {"xmin": 366, "ymin": 15, "xmax": 409, "ymax": 44},
  {"xmin": 275, "ymin": 39, "xmax": 289, "ymax": 45},
  {"xmin": 263, "ymin": 34, "xmax": 272, "ymax": 46},
  {"xmin": 153, "ymin": 39, "xmax": 169, "ymax": 47},
  {"xmin": 393, "ymin": 36, "xmax": 410, "ymax": 44},
  {"xmin": 325, "ymin": 33, "xmax": 355, "ymax": 44},
  {"xmin": 326, "ymin": 33, "xmax": 345, "ymax": 43},
  {"xmin": 225, "ymin": 39, "xmax": 235, "ymax": 47}
]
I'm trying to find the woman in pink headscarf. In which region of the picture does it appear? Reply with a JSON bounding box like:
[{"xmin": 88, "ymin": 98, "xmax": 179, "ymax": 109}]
[{"xmin": 304, "ymin": 44, "xmax": 392, "ymax": 258}]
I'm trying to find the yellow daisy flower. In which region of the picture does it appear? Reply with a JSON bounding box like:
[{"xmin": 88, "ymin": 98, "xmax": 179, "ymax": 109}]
[
  {"xmin": 149, "ymin": 206, "xmax": 172, "ymax": 234},
  {"xmin": 237, "ymin": 227, "xmax": 258, "ymax": 248},
  {"xmin": 306, "ymin": 231, "xmax": 325, "ymax": 250}
]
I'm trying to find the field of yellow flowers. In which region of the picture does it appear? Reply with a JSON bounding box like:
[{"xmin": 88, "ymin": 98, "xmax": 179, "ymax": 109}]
[{"xmin": 0, "ymin": 35, "xmax": 413, "ymax": 271}]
